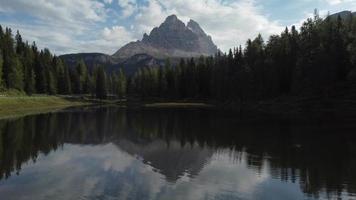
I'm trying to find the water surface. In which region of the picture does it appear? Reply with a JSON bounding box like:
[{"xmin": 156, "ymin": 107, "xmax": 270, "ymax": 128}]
[{"xmin": 0, "ymin": 106, "xmax": 356, "ymax": 200}]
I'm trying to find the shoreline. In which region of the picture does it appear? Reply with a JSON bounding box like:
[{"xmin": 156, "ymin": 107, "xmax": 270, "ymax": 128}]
[
  {"xmin": 2, "ymin": 94, "xmax": 356, "ymax": 120},
  {"xmin": 0, "ymin": 95, "xmax": 94, "ymax": 119}
]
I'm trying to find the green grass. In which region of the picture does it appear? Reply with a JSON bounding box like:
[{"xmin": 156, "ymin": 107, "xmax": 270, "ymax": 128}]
[
  {"xmin": 0, "ymin": 95, "xmax": 91, "ymax": 119},
  {"xmin": 144, "ymin": 102, "xmax": 214, "ymax": 108}
]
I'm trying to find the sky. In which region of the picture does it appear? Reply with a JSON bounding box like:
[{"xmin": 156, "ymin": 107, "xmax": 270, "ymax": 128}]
[{"xmin": 0, "ymin": 0, "xmax": 355, "ymax": 55}]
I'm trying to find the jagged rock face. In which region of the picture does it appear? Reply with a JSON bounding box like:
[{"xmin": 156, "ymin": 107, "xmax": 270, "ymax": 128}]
[
  {"xmin": 328, "ymin": 11, "xmax": 356, "ymax": 20},
  {"xmin": 113, "ymin": 15, "xmax": 219, "ymax": 59}
]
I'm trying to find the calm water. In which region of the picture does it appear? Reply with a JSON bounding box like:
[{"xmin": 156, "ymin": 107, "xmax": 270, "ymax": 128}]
[{"xmin": 0, "ymin": 106, "xmax": 356, "ymax": 200}]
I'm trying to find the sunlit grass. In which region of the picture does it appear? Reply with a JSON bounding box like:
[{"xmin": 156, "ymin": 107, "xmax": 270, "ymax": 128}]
[{"xmin": 0, "ymin": 95, "xmax": 90, "ymax": 119}]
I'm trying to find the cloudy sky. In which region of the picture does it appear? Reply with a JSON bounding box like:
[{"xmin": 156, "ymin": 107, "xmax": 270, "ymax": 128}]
[{"xmin": 0, "ymin": 0, "xmax": 355, "ymax": 55}]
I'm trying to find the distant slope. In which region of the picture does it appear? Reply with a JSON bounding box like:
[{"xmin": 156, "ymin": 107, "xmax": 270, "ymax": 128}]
[
  {"xmin": 59, "ymin": 53, "xmax": 119, "ymax": 71},
  {"xmin": 59, "ymin": 53, "xmax": 165, "ymax": 75}
]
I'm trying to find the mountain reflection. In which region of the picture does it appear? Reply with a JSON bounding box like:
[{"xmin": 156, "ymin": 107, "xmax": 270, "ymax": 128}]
[{"xmin": 0, "ymin": 106, "xmax": 356, "ymax": 199}]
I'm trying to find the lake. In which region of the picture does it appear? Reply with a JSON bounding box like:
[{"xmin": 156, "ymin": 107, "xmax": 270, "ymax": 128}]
[{"xmin": 0, "ymin": 106, "xmax": 356, "ymax": 200}]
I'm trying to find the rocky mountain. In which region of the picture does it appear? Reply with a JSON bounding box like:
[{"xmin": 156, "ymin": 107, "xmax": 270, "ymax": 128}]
[
  {"xmin": 60, "ymin": 15, "xmax": 219, "ymax": 75},
  {"xmin": 113, "ymin": 15, "xmax": 219, "ymax": 59},
  {"xmin": 328, "ymin": 10, "xmax": 356, "ymax": 20}
]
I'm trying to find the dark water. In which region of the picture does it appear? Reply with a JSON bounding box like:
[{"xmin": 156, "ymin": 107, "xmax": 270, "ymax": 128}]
[{"xmin": 0, "ymin": 106, "xmax": 356, "ymax": 200}]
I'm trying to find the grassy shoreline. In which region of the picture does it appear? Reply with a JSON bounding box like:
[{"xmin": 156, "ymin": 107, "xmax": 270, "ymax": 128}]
[{"xmin": 0, "ymin": 95, "xmax": 93, "ymax": 119}]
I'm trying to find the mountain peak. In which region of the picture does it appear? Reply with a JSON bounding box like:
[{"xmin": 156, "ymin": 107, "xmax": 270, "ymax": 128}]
[
  {"xmin": 165, "ymin": 14, "xmax": 179, "ymax": 23},
  {"xmin": 187, "ymin": 19, "xmax": 205, "ymax": 36},
  {"xmin": 113, "ymin": 15, "xmax": 219, "ymax": 59}
]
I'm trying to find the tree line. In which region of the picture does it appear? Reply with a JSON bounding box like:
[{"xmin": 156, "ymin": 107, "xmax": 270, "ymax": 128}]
[
  {"xmin": 2, "ymin": 11, "xmax": 356, "ymax": 102},
  {"xmin": 0, "ymin": 27, "xmax": 126, "ymax": 99},
  {"xmin": 130, "ymin": 11, "xmax": 356, "ymax": 103}
]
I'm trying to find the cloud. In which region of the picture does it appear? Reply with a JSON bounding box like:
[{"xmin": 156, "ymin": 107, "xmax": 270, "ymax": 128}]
[
  {"xmin": 0, "ymin": 0, "xmax": 112, "ymax": 54},
  {"xmin": 132, "ymin": 0, "xmax": 284, "ymax": 51},
  {"xmin": 324, "ymin": 0, "xmax": 353, "ymax": 6},
  {"xmin": 0, "ymin": 0, "xmax": 355, "ymax": 55},
  {"xmin": 0, "ymin": 0, "xmax": 107, "ymax": 30},
  {"xmin": 104, "ymin": 0, "xmax": 114, "ymax": 4},
  {"xmin": 323, "ymin": 0, "xmax": 356, "ymax": 10},
  {"xmin": 118, "ymin": 0, "xmax": 138, "ymax": 18}
]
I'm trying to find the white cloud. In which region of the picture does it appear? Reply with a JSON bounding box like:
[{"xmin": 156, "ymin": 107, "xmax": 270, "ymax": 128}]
[
  {"xmin": 1, "ymin": 0, "xmax": 355, "ymax": 55},
  {"xmin": 323, "ymin": 0, "xmax": 356, "ymax": 10},
  {"xmin": 103, "ymin": 26, "xmax": 134, "ymax": 42},
  {"xmin": 0, "ymin": 0, "xmax": 107, "ymax": 31},
  {"xmin": 324, "ymin": 0, "xmax": 352, "ymax": 5},
  {"xmin": 132, "ymin": 0, "xmax": 284, "ymax": 51},
  {"xmin": 0, "ymin": 0, "xmax": 112, "ymax": 54},
  {"xmin": 118, "ymin": 0, "xmax": 138, "ymax": 18},
  {"xmin": 104, "ymin": 0, "xmax": 114, "ymax": 4},
  {"xmin": 133, "ymin": 0, "xmax": 168, "ymax": 35}
]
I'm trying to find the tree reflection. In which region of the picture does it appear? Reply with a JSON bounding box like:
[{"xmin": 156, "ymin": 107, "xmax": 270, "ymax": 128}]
[{"xmin": 0, "ymin": 107, "xmax": 356, "ymax": 198}]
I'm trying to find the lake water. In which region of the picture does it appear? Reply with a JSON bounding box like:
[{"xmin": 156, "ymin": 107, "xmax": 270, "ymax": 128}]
[{"xmin": 0, "ymin": 106, "xmax": 356, "ymax": 200}]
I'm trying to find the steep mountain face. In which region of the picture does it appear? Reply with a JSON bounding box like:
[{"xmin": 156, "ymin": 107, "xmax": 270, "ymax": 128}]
[
  {"xmin": 61, "ymin": 15, "xmax": 219, "ymax": 75},
  {"xmin": 328, "ymin": 11, "xmax": 356, "ymax": 20},
  {"xmin": 112, "ymin": 15, "xmax": 219, "ymax": 59}
]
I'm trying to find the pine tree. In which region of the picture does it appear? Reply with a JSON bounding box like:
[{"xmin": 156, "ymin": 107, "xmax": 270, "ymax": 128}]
[
  {"xmin": 15, "ymin": 31, "xmax": 25, "ymax": 56},
  {"xmin": 23, "ymin": 42, "xmax": 36, "ymax": 95},
  {"xmin": 63, "ymin": 65, "xmax": 72, "ymax": 94},
  {"xmin": 117, "ymin": 68, "xmax": 126, "ymax": 98},
  {"xmin": 55, "ymin": 58, "xmax": 71, "ymax": 95},
  {"xmin": 70, "ymin": 68, "xmax": 81, "ymax": 94},
  {"xmin": 76, "ymin": 59, "xmax": 89, "ymax": 94},
  {"xmin": 7, "ymin": 56, "xmax": 24, "ymax": 91},
  {"xmin": 96, "ymin": 67, "xmax": 107, "ymax": 99},
  {"xmin": 34, "ymin": 47, "xmax": 47, "ymax": 93},
  {"xmin": 0, "ymin": 52, "xmax": 3, "ymax": 90},
  {"xmin": 47, "ymin": 69, "xmax": 57, "ymax": 95},
  {"xmin": 25, "ymin": 69, "xmax": 36, "ymax": 95},
  {"xmin": 2, "ymin": 28, "xmax": 16, "ymax": 88},
  {"xmin": 56, "ymin": 58, "xmax": 66, "ymax": 94}
]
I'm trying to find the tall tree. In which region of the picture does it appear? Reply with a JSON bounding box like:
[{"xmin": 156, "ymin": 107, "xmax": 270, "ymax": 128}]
[
  {"xmin": 2, "ymin": 28, "xmax": 16, "ymax": 88},
  {"xmin": 0, "ymin": 51, "xmax": 3, "ymax": 90},
  {"xmin": 117, "ymin": 68, "xmax": 127, "ymax": 98},
  {"xmin": 7, "ymin": 56, "xmax": 24, "ymax": 91},
  {"xmin": 95, "ymin": 67, "xmax": 107, "ymax": 99},
  {"xmin": 76, "ymin": 59, "xmax": 89, "ymax": 94}
]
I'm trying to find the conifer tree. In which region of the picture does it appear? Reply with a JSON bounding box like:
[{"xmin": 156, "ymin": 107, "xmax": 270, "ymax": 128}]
[
  {"xmin": 96, "ymin": 67, "xmax": 107, "ymax": 99},
  {"xmin": 117, "ymin": 68, "xmax": 127, "ymax": 98},
  {"xmin": 47, "ymin": 70, "xmax": 57, "ymax": 95},
  {"xmin": 7, "ymin": 56, "xmax": 24, "ymax": 91},
  {"xmin": 0, "ymin": 52, "xmax": 3, "ymax": 90},
  {"xmin": 2, "ymin": 28, "xmax": 16, "ymax": 88},
  {"xmin": 76, "ymin": 60, "xmax": 89, "ymax": 94},
  {"xmin": 25, "ymin": 69, "xmax": 36, "ymax": 95}
]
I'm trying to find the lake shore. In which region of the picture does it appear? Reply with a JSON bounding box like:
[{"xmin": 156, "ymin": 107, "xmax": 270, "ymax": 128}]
[{"xmin": 0, "ymin": 95, "xmax": 94, "ymax": 119}]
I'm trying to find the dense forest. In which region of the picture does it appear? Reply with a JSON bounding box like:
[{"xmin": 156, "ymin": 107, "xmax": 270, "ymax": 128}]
[
  {"xmin": 1, "ymin": 11, "xmax": 356, "ymax": 103},
  {"xmin": 0, "ymin": 28, "xmax": 126, "ymax": 99},
  {"xmin": 131, "ymin": 12, "xmax": 356, "ymax": 104}
]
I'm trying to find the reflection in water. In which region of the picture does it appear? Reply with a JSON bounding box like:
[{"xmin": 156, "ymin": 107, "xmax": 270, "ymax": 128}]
[{"xmin": 0, "ymin": 106, "xmax": 356, "ymax": 199}]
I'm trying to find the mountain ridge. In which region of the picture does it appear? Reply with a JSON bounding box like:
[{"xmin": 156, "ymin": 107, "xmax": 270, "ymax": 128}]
[
  {"xmin": 61, "ymin": 15, "xmax": 219, "ymax": 74},
  {"xmin": 112, "ymin": 14, "xmax": 219, "ymax": 59},
  {"xmin": 60, "ymin": 11, "xmax": 355, "ymax": 75}
]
